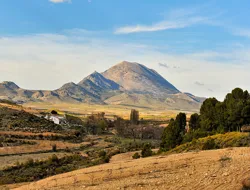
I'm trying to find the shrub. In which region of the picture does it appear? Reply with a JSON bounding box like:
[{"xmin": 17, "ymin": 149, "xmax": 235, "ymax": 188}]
[
  {"xmin": 201, "ymin": 137, "xmax": 217, "ymax": 150},
  {"xmin": 132, "ymin": 152, "xmax": 141, "ymax": 159},
  {"xmin": 51, "ymin": 110, "xmax": 58, "ymax": 115},
  {"xmin": 98, "ymin": 150, "xmax": 107, "ymax": 158},
  {"xmin": 50, "ymin": 154, "xmax": 59, "ymax": 163},
  {"xmin": 141, "ymin": 143, "xmax": 153, "ymax": 158},
  {"xmin": 25, "ymin": 158, "xmax": 34, "ymax": 167},
  {"xmin": 170, "ymin": 132, "xmax": 250, "ymax": 153},
  {"xmin": 182, "ymin": 129, "xmax": 211, "ymax": 144},
  {"xmin": 103, "ymin": 156, "xmax": 110, "ymax": 163},
  {"xmin": 65, "ymin": 147, "xmax": 71, "ymax": 152},
  {"xmin": 52, "ymin": 144, "xmax": 57, "ymax": 152}
]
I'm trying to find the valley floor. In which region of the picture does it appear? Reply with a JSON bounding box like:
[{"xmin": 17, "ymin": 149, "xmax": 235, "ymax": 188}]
[
  {"xmin": 12, "ymin": 147, "xmax": 250, "ymax": 190},
  {"xmin": 24, "ymin": 102, "xmax": 191, "ymax": 120}
]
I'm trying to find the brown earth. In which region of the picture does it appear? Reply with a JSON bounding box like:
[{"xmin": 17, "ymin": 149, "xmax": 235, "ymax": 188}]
[
  {"xmin": 0, "ymin": 131, "xmax": 65, "ymax": 137},
  {"xmin": 0, "ymin": 140, "xmax": 89, "ymax": 155},
  {"xmin": 13, "ymin": 147, "xmax": 250, "ymax": 190},
  {"xmin": 0, "ymin": 152, "xmax": 73, "ymax": 169}
]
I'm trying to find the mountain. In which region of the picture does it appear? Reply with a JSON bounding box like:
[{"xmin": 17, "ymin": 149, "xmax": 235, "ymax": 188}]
[
  {"xmin": 0, "ymin": 61, "xmax": 205, "ymax": 111},
  {"xmin": 78, "ymin": 71, "xmax": 121, "ymax": 97},
  {"xmin": 102, "ymin": 61, "xmax": 179, "ymax": 95}
]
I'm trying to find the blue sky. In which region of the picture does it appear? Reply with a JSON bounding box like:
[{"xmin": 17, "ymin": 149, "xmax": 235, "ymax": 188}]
[{"xmin": 0, "ymin": 0, "xmax": 250, "ymax": 100}]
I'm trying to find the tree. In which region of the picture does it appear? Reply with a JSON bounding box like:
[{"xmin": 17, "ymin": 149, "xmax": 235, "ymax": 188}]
[
  {"xmin": 52, "ymin": 144, "xmax": 57, "ymax": 152},
  {"xmin": 130, "ymin": 109, "xmax": 139, "ymax": 125},
  {"xmin": 97, "ymin": 120, "xmax": 107, "ymax": 134},
  {"xmin": 160, "ymin": 119, "xmax": 176, "ymax": 151},
  {"xmin": 114, "ymin": 117, "xmax": 126, "ymax": 136},
  {"xmin": 126, "ymin": 124, "xmax": 138, "ymax": 142},
  {"xmin": 174, "ymin": 112, "xmax": 187, "ymax": 145},
  {"xmin": 200, "ymin": 98, "xmax": 219, "ymax": 131},
  {"xmin": 189, "ymin": 113, "xmax": 200, "ymax": 131},
  {"xmin": 196, "ymin": 88, "xmax": 250, "ymax": 133},
  {"xmin": 160, "ymin": 113, "xmax": 187, "ymax": 151},
  {"xmin": 224, "ymin": 88, "xmax": 249, "ymax": 131}
]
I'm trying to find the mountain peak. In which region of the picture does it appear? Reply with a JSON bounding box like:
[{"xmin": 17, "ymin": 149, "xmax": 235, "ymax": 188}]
[
  {"xmin": 78, "ymin": 71, "xmax": 120, "ymax": 93},
  {"xmin": 88, "ymin": 71, "xmax": 102, "ymax": 78},
  {"xmin": 118, "ymin": 61, "xmax": 139, "ymax": 65},
  {"xmin": 60, "ymin": 82, "xmax": 77, "ymax": 89},
  {"xmin": 102, "ymin": 61, "xmax": 179, "ymax": 95}
]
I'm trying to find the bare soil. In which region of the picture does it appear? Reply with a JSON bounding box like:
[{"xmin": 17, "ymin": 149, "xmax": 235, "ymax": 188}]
[
  {"xmin": 0, "ymin": 140, "xmax": 89, "ymax": 155},
  {"xmin": 12, "ymin": 147, "xmax": 250, "ymax": 190},
  {"xmin": 0, "ymin": 152, "xmax": 73, "ymax": 169}
]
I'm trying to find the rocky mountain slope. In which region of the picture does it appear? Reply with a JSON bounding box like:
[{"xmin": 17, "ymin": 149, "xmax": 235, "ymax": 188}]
[
  {"xmin": 102, "ymin": 61, "xmax": 179, "ymax": 95},
  {"xmin": 0, "ymin": 61, "xmax": 205, "ymax": 111}
]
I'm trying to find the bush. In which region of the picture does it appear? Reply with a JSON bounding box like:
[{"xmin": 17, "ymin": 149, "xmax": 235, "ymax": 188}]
[
  {"xmin": 170, "ymin": 132, "xmax": 250, "ymax": 153},
  {"xmin": 201, "ymin": 137, "xmax": 217, "ymax": 150},
  {"xmin": 182, "ymin": 129, "xmax": 211, "ymax": 144},
  {"xmin": 132, "ymin": 152, "xmax": 141, "ymax": 159},
  {"xmin": 51, "ymin": 110, "xmax": 58, "ymax": 115},
  {"xmin": 103, "ymin": 156, "xmax": 110, "ymax": 163},
  {"xmin": 50, "ymin": 154, "xmax": 59, "ymax": 163},
  {"xmin": 52, "ymin": 144, "xmax": 57, "ymax": 152},
  {"xmin": 0, "ymin": 153, "xmax": 113, "ymax": 185},
  {"xmin": 98, "ymin": 150, "xmax": 107, "ymax": 158},
  {"xmin": 25, "ymin": 158, "xmax": 34, "ymax": 167},
  {"xmin": 141, "ymin": 143, "xmax": 153, "ymax": 158}
]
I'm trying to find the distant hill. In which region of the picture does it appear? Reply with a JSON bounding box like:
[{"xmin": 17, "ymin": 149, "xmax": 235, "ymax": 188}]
[{"xmin": 0, "ymin": 61, "xmax": 205, "ymax": 111}]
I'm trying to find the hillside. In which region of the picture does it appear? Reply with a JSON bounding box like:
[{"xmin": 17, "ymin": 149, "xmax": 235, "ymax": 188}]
[
  {"xmin": 0, "ymin": 106, "xmax": 62, "ymax": 132},
  {"xmin": 13, "ymin": 147, "xmax": 249, "ymax": 190},
  {"xmin": 0, "ymin": 61, "xmax": 205, "ymax": 111}
]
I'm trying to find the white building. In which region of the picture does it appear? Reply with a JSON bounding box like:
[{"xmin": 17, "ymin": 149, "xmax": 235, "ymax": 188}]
[{"xmin": 45, "ymin": 115, "xmax": 64, "ymax": 125}]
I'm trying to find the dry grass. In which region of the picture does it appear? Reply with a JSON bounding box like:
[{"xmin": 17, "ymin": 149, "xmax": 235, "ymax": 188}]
[
  {"xmin": 0, "ymin": 103, "xmax": 39, "ymax": 115},
  {"xmin": 9, "ymin": 147, "xmax": 250, "ymax": 190},
  {"xmin": 24, "ymin": 102, "xmax": 191, "ymax": 120},
  {"xmin": 0, "ymin": 140, "xmax": 89, "ymax": 155},
  {"xmin": 0, "ymin": 131, "xmax": 65, "ymax": 137},
  {"xmin": 170, "ymin": 132, "xmax": 249, "ymax": 153},
  {"xmin": 0, "ymin": 152, "xmax": 73, "ymax": 169}
]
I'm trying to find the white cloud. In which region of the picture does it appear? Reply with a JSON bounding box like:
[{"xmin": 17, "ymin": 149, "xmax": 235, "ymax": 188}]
[
  {"xmin": 115, "ymin": 17, "xmax": 208, "ymax": 34},
  {"xmin": 114, "ymin": 8, "xmax": 213, "ymax": 34},
  {"xmin": 0, "ymin": 30, "xmax": 250, "ymax": 101},
  {"xmin": 233, "ymin": 28, "xmax": 250, "ymax": 38},
  {"xmin": 49, "ymin": 0, "xmax": 71, "ymax": 3}
]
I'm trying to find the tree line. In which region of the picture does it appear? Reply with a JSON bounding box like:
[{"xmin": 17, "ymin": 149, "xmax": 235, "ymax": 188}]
[{"xmin": 161, "ymin": 88, "xmax": 250, "ymax": 151}]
